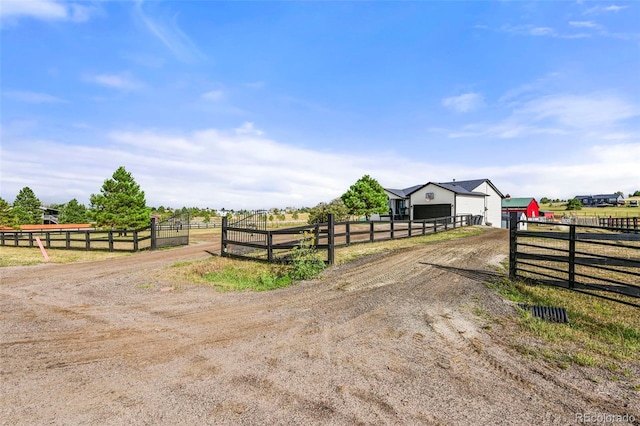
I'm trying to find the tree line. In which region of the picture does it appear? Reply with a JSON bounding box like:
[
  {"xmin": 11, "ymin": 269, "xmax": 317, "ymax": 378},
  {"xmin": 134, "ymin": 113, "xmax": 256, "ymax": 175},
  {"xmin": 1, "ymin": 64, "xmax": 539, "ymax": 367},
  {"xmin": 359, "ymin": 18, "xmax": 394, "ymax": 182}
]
[
  {"xmin": 1, "ymin": 166, "xmax": 148, "ymax": 229},
  {"xmin": 1, "ymin": 168, "xmax": 391, "ymax": 230}
]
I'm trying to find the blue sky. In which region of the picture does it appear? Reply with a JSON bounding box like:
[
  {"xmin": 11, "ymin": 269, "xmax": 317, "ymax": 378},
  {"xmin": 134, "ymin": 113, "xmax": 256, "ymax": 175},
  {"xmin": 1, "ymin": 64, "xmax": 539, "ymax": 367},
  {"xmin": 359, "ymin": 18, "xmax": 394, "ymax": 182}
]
[{"xmin": 1, "ymin": 0, "xmax": 639, "ymax": 209}]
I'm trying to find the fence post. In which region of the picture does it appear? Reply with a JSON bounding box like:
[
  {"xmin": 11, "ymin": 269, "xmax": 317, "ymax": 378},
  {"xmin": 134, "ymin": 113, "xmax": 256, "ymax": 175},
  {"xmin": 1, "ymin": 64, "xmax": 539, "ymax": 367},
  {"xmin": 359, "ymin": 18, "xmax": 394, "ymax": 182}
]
[
  {"xmin": 346, "ymin": 222, "xmax": 351, "ymax": 245},
  {"xmin": 221, "ymin": 216, "xmax": 227, "ymax": 256},
  {"xmin": 390, "ymin": 215, "xmax": 395, "ymax": 239},
  {"xmin": 422, "ymin": 220, "xmax": 426, "ymax": 235},
  {"xmin": 66, "ymin": 231, "xmax": 71, "ymax": 249},
  {"xmin": 45, "ymin": 232, "xmax": 50, "ymax": 248},
  {"xmin": 327, "ymin": 214, "xmax": 335, "ymax": 265},
  {"xmin": 151, "ymin": 217, "xmax": 157, "ymax": 250},
  {"xmin": 133, "ymin": 230, "xmax": 139, "ymax": 252},
  {"xmin": 568, "ymin": 224, "xmax": 576, "ymax": 289},
  {"xmin": 29, "ymin": 233, "xmax": 34, "ymax": 247},
  {"xmin": 408, "ymin": 219, "xmax": 412, "ymax": 237},
  {"xmin": 509, "ymin": 212, "xmax": 518, "ymax": 280},
  {"xmin": 85, "ymin": 231, "xmax": 90, "ymax": 250},
  {"xmin": 108, "ymin": 231, "xmax": 114, "ymax": 252},
  {"xmin": 267, "ymin": 231, "xmax": 273, "ymax": 262},
  {"xmin": 370, "ymin": 221, "xmax": 374, "ymax": 242},
  {"xmin": 433, "ymin": 219, "xmax": 437, "ymax": 234}
]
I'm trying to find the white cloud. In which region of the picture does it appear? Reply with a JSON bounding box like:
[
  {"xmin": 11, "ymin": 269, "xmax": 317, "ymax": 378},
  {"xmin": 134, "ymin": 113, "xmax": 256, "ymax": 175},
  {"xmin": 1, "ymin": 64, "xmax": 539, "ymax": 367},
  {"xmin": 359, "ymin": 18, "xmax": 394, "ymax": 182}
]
[
  {"xmin": 3, "ymin": 90, "xmax": 66, "ymax": 103},
  {"xmin": 1, "ymin": 124, "xmax": 638, "ymax": 207},
  {"xmin": 0, "ymin": 0, "xmax": 95, "ymax": 24},
  {"xmin": 202, "ymin": 90, "xmax": 224, "ymax": 102},
  {"xmin": 442, "ymin": 93, "xmax": 485, "ymax": 113},
  {"xmin": 85, "ymin": 73, "xmax": 142, "ymax": 91},
  {"xmin": 235, "ymin": 122, "xmax": 263, "ymax": 136}
]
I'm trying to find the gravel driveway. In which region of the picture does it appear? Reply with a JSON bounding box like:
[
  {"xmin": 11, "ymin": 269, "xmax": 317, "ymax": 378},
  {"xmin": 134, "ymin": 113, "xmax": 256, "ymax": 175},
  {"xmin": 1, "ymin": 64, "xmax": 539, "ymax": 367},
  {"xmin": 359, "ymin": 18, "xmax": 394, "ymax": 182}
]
[{"xmin": 1, "ymin": 229, "xmax": 638, "ymax": 425}]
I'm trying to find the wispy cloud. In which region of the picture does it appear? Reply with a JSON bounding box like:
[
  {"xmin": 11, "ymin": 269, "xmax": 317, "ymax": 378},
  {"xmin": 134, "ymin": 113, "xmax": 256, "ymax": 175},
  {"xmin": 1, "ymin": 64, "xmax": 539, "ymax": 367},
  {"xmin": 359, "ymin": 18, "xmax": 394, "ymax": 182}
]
[
  {"xmin": 516, "ymin": 93, "xmax": 638, "ymax": 129},
  {"xmin": 442, "ymin": 93, "xmax": 485, "ymax": 113},
  {"xmin": 0, "ymin": 0, "xmax": 97, "ymax": 24},
  {"xmin": 442, "ymin": 92, "xmax": 639, "ymax": 140},
  {"xmin": 243, "ymin": 81, "xmax": 265, "ymax": 89},
  {"xmin": 569, "ymin": 21, "xmax": 603, "ymax": 30},
  {"xmin": 202, "ymin": 90, "xmax": 224, "ymax": 102},
  {"xmin": 500, "ymin": 24, "xmax": 556, "ymax": 37},
  {"xmin": 85, "ymin": 73, "xmax": 142, "ymax": 91},
  {"xmin": 134, "ymin": 1, "xmax": 205, "ymax": 63},
  {"xmin": 585, "ymin": 4, "xmax": 629, "ymax": 15},
  {"xmin": 3, "ymin": 90, "xmax": 67, "ymax": 104}
]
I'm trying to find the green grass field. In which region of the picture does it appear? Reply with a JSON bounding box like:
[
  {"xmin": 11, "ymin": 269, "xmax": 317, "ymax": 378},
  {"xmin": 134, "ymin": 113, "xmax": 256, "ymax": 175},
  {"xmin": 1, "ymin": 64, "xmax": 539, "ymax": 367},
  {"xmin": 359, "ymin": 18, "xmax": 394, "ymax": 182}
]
[{"xmin": 541, "ymin": 197, "xmax": 640, "ymax": 218}]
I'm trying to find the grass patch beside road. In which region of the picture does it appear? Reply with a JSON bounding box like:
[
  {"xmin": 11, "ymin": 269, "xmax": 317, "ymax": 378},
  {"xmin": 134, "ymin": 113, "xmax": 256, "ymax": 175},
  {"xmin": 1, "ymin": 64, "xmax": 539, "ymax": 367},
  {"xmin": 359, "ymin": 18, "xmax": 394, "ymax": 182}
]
[
  {"xmin": 0, "ymin": 246, "xmax": 131, "ymax": 267},
  {"xmin": 335, "ymin": 226, "xmax": 486, "ymax": 265},
  {"xmin": 182, "ymin": 257, "xmax": 293, "ymax": 291},
  {"xmin": 485, "ymin": 276, "xmax": 640, "ymax": 374}
]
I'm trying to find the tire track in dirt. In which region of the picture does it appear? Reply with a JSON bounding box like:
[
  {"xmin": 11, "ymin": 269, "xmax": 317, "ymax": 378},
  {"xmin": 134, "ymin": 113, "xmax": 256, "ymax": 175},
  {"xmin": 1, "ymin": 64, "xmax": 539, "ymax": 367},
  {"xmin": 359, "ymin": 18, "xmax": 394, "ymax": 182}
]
[{"xmin": 2, "ymin": 229, "xmax": 638, "ymax": 425}]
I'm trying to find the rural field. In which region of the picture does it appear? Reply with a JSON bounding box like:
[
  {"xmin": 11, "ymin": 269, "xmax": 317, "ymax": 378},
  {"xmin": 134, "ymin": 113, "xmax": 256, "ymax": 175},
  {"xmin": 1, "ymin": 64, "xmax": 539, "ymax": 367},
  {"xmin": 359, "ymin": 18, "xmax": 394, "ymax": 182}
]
[{"xmin": 1, "ymin": 228, "xmax": 638, "ymax": 425}]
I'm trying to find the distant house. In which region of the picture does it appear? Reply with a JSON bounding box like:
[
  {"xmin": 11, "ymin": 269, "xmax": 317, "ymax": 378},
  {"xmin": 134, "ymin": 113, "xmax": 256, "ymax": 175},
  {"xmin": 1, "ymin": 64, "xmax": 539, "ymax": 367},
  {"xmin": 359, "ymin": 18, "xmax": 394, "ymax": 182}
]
[
  {"xmin": 382, "ymin": 178, "xmax": 504, "ymax": 228},
  {"xmin": 39, "ymin": 206, "xmax": 60, "ymax": 224},
  {"xmin": 575, "ymin": 194, "xmax": 625, "ymax": 207},
  {"xmin": 501, "ymin": 197, "xmax": 540, "ymax": 218}
]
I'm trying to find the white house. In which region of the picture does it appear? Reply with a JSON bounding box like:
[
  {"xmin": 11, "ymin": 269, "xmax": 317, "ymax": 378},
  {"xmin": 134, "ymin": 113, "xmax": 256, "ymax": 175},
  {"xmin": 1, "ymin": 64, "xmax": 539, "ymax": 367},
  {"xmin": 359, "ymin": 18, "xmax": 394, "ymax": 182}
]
[{"xmin": 382, "ymin": 179, "xmax": 504, "ymax": 228}]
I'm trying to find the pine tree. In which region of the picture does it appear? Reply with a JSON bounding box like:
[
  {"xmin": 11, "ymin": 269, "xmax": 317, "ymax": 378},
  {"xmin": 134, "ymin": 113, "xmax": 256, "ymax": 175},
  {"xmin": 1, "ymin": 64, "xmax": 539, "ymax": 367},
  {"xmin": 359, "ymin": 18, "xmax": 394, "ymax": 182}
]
[
  {"xmin": 59, "ymin": 199, "xmax": 89, "ymax": 224},
  {"xmin": 89, "ymin": 166, "xmax": 150, "ymax": 229},
  {"xmin": 13, "ymin": 187, "xmax": 41, "ymax": 224},
  {"xmin": 0, "ymin": 197, "xmax": 19, "ymax": 229}
]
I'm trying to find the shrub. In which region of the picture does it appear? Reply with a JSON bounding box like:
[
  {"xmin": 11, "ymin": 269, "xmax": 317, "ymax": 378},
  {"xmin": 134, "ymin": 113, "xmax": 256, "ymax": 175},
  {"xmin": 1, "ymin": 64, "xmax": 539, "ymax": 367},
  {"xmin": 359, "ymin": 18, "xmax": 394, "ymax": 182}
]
[{"xmin": 290, "ymin": 231, "xmax": 326, "ymax": 280}]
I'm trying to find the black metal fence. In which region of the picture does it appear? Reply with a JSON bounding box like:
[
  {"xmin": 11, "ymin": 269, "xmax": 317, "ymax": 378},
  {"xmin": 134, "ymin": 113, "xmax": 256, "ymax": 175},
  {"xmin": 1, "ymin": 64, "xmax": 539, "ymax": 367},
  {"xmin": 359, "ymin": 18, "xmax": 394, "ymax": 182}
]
[
  {"xmin": 222, "ymin": 214, "xmax": 474, "ymax": 264},
  {"xmin": 0, "ymin": 213, "xmax": 190, "ymax": 252},
  {"xmin": 151, "ymin": 212, "xmax": 190, "ymax": 250},
  {"xmin": 0, "ymin": 227, "xmax": 152, "ymax": 252},
  {"xmin": 509, "ymin": 212, "xmax": 640, "ymax": 307}
]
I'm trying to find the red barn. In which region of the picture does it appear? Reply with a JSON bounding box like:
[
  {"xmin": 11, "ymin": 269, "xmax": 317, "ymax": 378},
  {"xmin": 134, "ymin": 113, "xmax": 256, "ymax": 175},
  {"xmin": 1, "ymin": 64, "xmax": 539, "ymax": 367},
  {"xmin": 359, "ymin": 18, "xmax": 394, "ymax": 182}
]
[{"xmin": 501, "ymin": 197, "xmax": 540, "ymax": 218}]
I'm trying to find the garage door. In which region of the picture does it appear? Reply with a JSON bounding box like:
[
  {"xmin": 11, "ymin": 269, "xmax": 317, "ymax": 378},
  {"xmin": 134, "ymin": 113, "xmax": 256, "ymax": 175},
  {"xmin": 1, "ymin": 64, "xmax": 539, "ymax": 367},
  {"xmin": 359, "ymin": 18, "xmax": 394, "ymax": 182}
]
[{"xmin": 413, "ymin": 204, "xmax": 451, "ymax": 220}]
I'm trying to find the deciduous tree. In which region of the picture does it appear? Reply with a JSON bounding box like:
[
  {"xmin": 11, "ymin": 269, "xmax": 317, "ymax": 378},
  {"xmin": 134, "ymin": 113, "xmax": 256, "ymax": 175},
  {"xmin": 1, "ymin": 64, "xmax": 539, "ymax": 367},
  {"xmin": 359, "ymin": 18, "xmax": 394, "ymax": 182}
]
[
  {"xmin": 341, "ymin": 175, "xmax": 388, "ymax": 220},
  {"xmin": 566, "ymin": 198, "xmax": 582, "ymax": 211},
  {"xmin": 307, "ymin": 198, "xmax": 349, "ymax": 224},
  {"xmin": 89, "ymin": 166, "xmax": 150, "ymax": 229}
]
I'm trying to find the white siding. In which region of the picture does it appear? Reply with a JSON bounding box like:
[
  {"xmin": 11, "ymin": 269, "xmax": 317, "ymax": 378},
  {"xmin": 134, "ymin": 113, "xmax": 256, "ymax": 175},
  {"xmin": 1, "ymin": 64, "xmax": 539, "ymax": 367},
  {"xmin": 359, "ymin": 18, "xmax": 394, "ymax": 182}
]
[
  {"xmin": 409, "ymin": 184, "xmax": 454, "ymax": 220},
  {"xmin": 455, "ymin": 195, "xmax": 485, "ymax": 217},
  {"xmin": 470, "ymin": 181, "xmax": 503, "ymax": 228}
]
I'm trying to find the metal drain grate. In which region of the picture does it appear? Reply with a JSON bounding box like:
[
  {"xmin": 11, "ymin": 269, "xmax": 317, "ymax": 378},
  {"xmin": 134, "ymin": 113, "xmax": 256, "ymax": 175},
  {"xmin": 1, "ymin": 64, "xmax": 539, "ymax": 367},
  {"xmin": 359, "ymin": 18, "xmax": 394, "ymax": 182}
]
[{"xmin": 517, "ymin": 304, "xmax": 569, "ymax": 323}]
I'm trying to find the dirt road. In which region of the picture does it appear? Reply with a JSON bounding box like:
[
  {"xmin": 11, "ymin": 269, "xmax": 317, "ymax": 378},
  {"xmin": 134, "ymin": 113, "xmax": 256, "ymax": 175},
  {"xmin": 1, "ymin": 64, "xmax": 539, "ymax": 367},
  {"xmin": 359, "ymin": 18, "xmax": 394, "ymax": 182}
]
[{"xmin": 1, "ymin": 229, "xmax": 637, "ymax": 425}]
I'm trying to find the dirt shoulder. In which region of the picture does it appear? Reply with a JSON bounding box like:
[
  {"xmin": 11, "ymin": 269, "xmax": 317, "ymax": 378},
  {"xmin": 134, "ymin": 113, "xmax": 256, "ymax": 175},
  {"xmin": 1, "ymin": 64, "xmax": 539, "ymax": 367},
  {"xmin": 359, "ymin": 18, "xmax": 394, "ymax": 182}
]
[{"xmin": 1, "ymin": 229, "xmax": 638, "ymax": 425}]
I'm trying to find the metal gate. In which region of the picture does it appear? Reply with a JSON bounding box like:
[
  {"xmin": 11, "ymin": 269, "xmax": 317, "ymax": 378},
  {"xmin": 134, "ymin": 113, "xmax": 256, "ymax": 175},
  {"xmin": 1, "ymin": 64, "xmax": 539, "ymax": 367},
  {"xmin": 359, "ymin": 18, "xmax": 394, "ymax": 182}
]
[
  {"xmin": 222, "ymin": 210, "xmax": 268, "ymax": 257},
  {"xmin": 151, "ymin": 211, "xmax": 190, "ymax": 249}
]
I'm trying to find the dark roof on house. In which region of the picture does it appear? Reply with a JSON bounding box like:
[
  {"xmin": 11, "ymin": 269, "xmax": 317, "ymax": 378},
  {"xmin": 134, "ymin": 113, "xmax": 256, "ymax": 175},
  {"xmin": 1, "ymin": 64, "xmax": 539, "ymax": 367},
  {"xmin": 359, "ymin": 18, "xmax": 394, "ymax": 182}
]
[
  {"xmin": 385, "ymin": 179, "xmax": 504, "ymax": 198},
  {"xmin": 431, "ymin": 182, "xmax": 486, "ymax": 196},
  {"xmin": 502, "ymin": 198, "xmax": 537, "ymax": 208},
  {"xmin": 385, "ymin": 184, "xmax": 425, "ymax": 198},
  {"xmin": 440, "ymin": 178, "xmax": 504, "ymax": 198},
  {"xmin": 575, "ymin": 194, "xmax": 624, "ymax": 199}
]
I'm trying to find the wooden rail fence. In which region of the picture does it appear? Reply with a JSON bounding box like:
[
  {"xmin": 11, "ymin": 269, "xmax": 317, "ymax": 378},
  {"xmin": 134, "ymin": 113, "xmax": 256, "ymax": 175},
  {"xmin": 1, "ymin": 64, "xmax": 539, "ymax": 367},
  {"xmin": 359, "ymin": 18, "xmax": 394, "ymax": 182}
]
[
  {"xmin": 222, "ymin": 214, "xmax": 474, "ymax": 264},
  {"xmin": 509, "ymin": 212, "xmax": 640, "ymax": 307}
]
